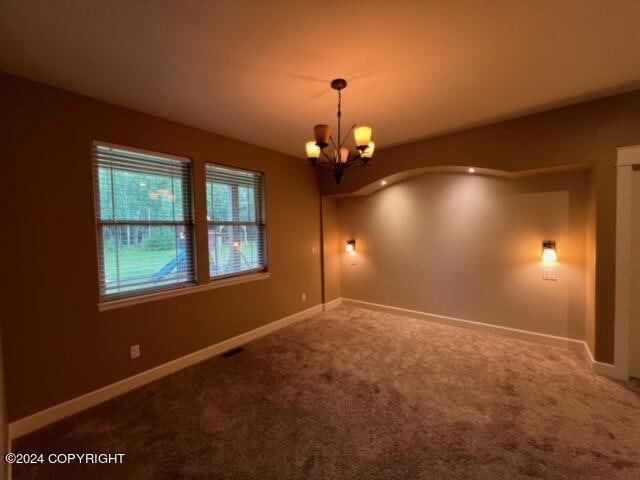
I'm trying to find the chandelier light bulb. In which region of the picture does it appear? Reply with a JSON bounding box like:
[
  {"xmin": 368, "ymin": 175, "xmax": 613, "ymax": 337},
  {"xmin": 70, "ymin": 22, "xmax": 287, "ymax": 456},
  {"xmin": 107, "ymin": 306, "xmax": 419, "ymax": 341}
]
[
  {"xmin": 354, "ymin": 126, "xmax": 372, "ymax": 150},
  {"xmin": 305, "ymin": 141, "xmax": 320, "ymax": 160},
  {"xmin": 339, "ymin": 147, "xmax": 350, "ymax": 163},
  {"xmin": 361, "ymin": 141, "xmax": 375, "ymax": 159}
]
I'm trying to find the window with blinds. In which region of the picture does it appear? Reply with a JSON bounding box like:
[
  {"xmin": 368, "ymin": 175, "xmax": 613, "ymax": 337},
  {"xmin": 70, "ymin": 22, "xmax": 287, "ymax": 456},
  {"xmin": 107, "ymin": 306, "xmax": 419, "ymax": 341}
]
[
  {"xmin": 206, "ymin": 164, "xmax": 267, "ymax": 279},
  {"xmin": 93, "ymin": 142, "xmax": 196, "ymax": 299}
]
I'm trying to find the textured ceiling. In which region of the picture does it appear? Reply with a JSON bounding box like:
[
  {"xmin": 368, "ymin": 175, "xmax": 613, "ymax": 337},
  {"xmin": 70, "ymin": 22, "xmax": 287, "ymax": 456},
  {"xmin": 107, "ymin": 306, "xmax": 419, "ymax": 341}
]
[{"xmin": 1, "ymin": 0, "xmax": 640, "ymax": 158}]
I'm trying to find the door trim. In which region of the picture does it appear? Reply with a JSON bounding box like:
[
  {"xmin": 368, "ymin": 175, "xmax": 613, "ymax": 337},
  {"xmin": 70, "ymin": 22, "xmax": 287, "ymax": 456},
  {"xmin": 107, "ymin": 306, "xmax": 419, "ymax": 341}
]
[{"xmin": 615, "ymin": 145, "xmax": 640, "ymax": 380}]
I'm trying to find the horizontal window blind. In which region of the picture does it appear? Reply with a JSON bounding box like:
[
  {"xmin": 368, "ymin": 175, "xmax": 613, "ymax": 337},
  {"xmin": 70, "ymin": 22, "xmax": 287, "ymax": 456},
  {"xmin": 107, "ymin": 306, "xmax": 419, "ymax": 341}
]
[
  {"xmin": 206, "ymin": 164, "xmax": 267, "ymax": 278},
  {"xmin": 93, "ymin": 143, "xmax": 196, "ymax": 299}
]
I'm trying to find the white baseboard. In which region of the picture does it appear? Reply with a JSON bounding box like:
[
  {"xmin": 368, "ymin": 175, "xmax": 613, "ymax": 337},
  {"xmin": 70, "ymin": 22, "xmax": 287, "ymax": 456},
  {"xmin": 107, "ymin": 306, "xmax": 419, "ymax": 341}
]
[
  {"xmin": 9, "ymin": 304, "xmax": 324, "ymax": 441},
  {"xmin": 582, "ymin": 340, "xmax": 625, "ymax": 380},
  {"xmin": 341, "ymin": 297, "xmax": 622, "ymax": 379},
  {"xmin": 342, "ymin": 298, "xmax": 585, "ymax": 350},
  {"xmin": 323, "ymin": 297, "xmax": 343, "ymax": 310}
]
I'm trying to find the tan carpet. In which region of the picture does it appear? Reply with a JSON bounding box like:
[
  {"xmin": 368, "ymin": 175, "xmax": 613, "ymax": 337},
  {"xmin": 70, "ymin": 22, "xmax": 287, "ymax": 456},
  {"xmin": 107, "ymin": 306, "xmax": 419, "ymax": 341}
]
[{"xmin": 13, "ymin": 306, "xmax": 640, "ymax": 479}]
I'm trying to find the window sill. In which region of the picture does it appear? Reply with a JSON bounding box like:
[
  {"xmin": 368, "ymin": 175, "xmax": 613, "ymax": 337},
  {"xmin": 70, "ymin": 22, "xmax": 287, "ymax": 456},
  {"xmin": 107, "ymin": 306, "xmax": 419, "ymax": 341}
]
[{"xmin": 98, "ymin": 272, "xmax": 271, "ymax": 312}]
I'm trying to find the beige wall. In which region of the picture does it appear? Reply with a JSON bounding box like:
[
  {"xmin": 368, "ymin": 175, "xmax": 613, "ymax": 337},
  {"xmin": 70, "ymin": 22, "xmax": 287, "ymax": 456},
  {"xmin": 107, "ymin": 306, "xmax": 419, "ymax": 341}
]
[
  {"xmin": 630, "ymin": 168, "xmax": 640, "ymax": 379},
  {"xmin": 336, "ymin": 172, "xmax": 588, "ymax": 340},
  {"xmin": 319, "ymin": 89, "xmax": 640, "ymax": 363},
  {"xmin": 0, "ymin": 73, "xmax": 322, "ymax": 421},
  {"xmin": 321, "ymin": 198, "xmax": 342, "ymax": 303}
]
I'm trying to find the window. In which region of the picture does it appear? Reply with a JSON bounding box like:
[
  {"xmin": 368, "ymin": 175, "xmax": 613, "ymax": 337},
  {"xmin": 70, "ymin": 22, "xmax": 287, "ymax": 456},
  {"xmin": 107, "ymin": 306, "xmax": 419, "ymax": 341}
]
[
  {"xmin": 93, "ymin": 142, "xmax": 196, "ymax": 299},
  {"xmin": 206, "ymin": 164, "xmax": 266, "ymax": 278}
]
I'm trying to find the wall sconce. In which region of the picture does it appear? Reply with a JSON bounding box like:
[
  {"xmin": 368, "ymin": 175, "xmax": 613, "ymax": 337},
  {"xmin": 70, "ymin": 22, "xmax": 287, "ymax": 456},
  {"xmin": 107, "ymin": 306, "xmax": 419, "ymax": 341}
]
[
  {"xmin": 542, "ymin": 240, "xmax": 558, "ymax": 263},
  {"xmin": 345, "ymin": 240, "xmax": 356, "ymax": 254}
]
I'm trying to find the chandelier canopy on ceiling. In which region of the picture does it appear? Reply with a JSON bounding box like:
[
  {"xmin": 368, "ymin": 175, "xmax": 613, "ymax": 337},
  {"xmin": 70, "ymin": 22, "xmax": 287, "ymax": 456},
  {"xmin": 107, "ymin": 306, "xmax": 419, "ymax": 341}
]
[{"xmin": 305, "ymin": 78, "xmax": 374, "ymax": 184}]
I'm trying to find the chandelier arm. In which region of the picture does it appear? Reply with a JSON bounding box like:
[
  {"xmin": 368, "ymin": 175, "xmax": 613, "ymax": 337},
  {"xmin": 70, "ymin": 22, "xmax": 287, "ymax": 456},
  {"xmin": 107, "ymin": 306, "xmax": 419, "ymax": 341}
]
[
  {"xmin": 338, "ymin": 124, "xmax": 357, "ymax": 150},
  {"xmin": 346, "ymin": 151, "xmax": 369, "ymax": 168},
  {"xmin": 343, "ymin": 156, "xmax": 357, "ymax": 167},
  {"xmin": 313, "ymin": 149, "xmax": 333, "ymax": 166},
  {"xmin": 321, "ymin": 149, "xmax": 335, "ymax": 164},
  {"xmin": 328, "ymin": 135, "xmax": 339, "ymax": 152}
]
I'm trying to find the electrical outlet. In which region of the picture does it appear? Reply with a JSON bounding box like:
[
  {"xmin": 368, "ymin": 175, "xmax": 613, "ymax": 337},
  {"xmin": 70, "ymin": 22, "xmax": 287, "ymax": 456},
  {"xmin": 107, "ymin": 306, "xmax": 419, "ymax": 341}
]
[
  {"xmin": 302, "ymin": 292, "xmax": 307, "ymax": 301},
  {"xmin": 130, "ymin": 344, "xmax": 141, "ymax": 359}
]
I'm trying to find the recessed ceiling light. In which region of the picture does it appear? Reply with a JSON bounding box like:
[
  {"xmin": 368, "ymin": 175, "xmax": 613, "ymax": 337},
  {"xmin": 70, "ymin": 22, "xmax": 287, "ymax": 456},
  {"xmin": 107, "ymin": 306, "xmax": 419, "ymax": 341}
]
[
  {"xmin": 468, "ymin": 168, "xmax": 476, "ymax": 174},
  {"xmin": 381, "ymin": 180, "xmax": 387, "ymax": 186}
]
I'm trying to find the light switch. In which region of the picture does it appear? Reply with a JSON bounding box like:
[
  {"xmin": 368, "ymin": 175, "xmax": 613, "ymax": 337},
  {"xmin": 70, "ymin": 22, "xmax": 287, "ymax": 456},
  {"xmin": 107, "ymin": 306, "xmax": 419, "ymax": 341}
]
[
  {"xmin": 130, "ymin": 344, "xmax": 141, "ymax": 359},
  {"xmin": 543, "ymin": 269, "xmax": 558, "ymax": 281}
]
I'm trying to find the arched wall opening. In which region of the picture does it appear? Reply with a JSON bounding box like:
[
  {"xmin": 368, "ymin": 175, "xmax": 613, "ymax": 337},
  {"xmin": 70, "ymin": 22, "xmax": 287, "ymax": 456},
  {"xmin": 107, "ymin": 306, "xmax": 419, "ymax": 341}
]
[{"xmin": 321, "ymin": 165, "xmax": 595, "ymax": 351}]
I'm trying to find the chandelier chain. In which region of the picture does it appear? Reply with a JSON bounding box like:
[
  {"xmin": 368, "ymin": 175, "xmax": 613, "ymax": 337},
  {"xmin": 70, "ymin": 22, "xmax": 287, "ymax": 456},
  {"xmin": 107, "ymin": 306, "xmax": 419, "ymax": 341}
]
[{"xmin": 337, "ymin": 89, "xmax": 342, "ymax": 147}]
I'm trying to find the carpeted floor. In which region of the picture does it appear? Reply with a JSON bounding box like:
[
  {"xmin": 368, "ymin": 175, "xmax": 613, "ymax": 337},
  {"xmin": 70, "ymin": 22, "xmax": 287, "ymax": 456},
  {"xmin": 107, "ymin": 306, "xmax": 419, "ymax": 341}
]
[{"xmin": 13, "ymin": 306, "xmax": 640, "ymax": 479}]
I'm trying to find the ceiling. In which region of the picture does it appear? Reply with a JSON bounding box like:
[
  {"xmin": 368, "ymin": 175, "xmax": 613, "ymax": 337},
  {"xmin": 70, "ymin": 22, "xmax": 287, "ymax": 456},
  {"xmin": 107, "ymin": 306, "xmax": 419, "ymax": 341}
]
[{"xmin": 2, "ymin": 0, "xmax": 640, "ymax": 158}]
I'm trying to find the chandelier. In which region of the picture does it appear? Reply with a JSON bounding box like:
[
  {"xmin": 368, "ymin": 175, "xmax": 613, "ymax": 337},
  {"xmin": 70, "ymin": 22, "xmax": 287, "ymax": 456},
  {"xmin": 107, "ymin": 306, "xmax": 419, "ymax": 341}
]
[{"xmin": 305, "ymin": 78, "xmax": 375, "ymax": 184}]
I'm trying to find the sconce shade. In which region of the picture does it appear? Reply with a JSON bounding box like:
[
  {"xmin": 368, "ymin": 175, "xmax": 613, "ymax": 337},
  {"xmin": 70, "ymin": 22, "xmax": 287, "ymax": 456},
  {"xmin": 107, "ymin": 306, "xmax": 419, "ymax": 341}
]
[
  {"xmin": 542, "ymin": 240, "xmax": 558, "ymax": 262},
  {"xmin": 354, "ymin": 126, "xmax": 372, "ymax": 149},
  {"xmin": 345, "ymin": 240, "xmax": 356, "ymax": 253},
  {"xmin": 361, "ymin": 141, "xmax": 375, "ymax": 159},
  {"xmin": 306, "ymin": 141, "xmax": 320, "ymax": 160},
  {"xmin": 314, "ymin": 124, "xmax": 331, "ymax": 148}
]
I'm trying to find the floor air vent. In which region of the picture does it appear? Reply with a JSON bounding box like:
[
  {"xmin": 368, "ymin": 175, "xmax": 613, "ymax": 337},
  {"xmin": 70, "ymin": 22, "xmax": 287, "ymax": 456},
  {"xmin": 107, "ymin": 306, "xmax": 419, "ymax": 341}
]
[{"xmin": 221, "ymin": 346, "xmax": 245, "ymax": 358}]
